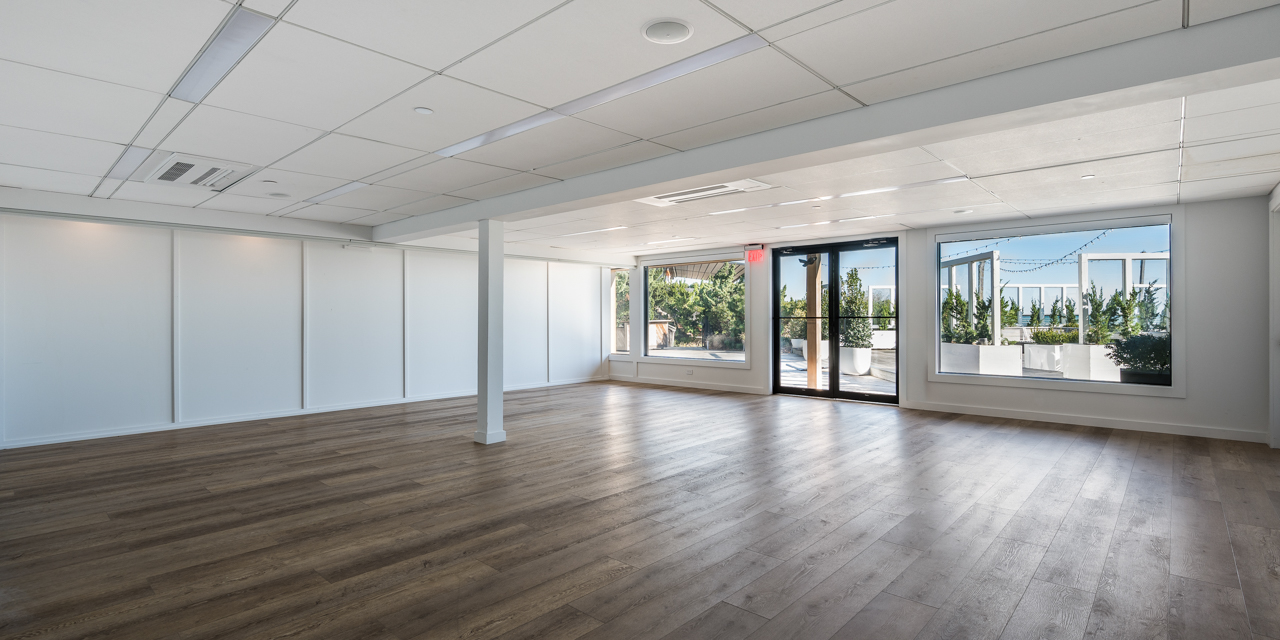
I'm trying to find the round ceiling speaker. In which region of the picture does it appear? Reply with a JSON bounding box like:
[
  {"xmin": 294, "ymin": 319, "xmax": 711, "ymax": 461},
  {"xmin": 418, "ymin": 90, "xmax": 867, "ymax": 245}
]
[{"xmin": 644, "ymin": 20, "xmax": 691, "ymax": 44}]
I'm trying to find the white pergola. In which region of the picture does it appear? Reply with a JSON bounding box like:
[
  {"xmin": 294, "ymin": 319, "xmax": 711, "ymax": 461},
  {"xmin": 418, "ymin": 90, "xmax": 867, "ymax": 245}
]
[
  {"xmin": 1076, "ymin": 252, "xmax": 1170, "ymax": 343},
  {"xmin": 940, "ymin": 250, "xmax": 1001, "ymax": 342}
]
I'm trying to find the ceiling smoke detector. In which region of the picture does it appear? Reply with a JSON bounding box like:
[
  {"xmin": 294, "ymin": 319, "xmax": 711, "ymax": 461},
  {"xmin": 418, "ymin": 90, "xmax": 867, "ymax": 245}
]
[
  {"xmin": 644, "ymin": 20, "xmax": 691, "ymax": 44},
  {"xmin": 634, "ymin": 179, "xmax": 772, "ymax": 207}
]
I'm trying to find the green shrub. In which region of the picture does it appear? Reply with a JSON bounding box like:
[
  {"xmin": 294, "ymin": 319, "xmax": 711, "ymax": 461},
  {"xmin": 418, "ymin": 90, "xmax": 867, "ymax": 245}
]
[
  {"xmin": 1031, "ymin": 330, "xmax": 1078, "ymax": 345},
  {"xmin": 1106, "ymin": 333, "xmax": 1171, "ymax": 372}
]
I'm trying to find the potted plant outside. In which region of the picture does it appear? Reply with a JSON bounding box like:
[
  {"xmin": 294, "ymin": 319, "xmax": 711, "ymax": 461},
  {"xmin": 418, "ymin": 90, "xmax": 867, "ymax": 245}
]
[
  {"xmin": 1023, "ymin": 329, "xmax": 1077, "ymax": 371},
  {"xmin": 939, "ymin": 289, "xmax": 1022, "ymax": 376},
  {"xmin": 1063, "ymin": 284, "xmax": 1121, "ymax": 381},
  {"xmin": 839, "ymin": 268, "xmax": 872, "ymax": 375},
  {"xmin": 1108, "ymin": 333, "xmax": 1172, "ymax": 385}
]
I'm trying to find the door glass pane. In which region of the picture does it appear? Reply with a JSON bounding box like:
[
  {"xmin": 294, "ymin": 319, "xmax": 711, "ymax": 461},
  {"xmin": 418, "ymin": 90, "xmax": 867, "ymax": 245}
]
[
  {"xmin": 778, "ymin": 252, "xmax": 829, "ymax": 390},
  {"xmin": 837, "ymin": 245, "xmax": 896, "ymax": 398}
]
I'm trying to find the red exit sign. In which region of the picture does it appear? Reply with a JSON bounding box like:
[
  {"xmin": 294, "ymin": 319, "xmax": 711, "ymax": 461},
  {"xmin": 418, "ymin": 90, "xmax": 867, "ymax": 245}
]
[{"xmin": 745, "ymin": 244, "xmax": 764, "ymax": 262}]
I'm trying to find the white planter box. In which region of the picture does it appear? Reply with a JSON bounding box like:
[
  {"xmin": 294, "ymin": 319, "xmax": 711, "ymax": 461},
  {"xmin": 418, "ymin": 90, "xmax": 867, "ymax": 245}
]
[
  {"xmin": 871, "ymin": 330, "xmax": 896, "ymax": 349},
  {"xmin": 1023, "ymin": 344, "xmax": 1063, "ymax": 371},
  {"xmin": 1062, "ymin": 344, "xmax": 1121, "ymax": 382},
  {"xmin": 940, "ymin": 343, "xmax": 1023, "ymax": 376},
  {"xmin": 1001, "ymin": 327, "xmax": 1032, "ymax": 343},
  {"xmin": 840, "ymin": 347, "xmax": 872, "ymax": 375},
  {"xmin": 799, "ymin": 339, "xmax": 830, "ymax": 366}
]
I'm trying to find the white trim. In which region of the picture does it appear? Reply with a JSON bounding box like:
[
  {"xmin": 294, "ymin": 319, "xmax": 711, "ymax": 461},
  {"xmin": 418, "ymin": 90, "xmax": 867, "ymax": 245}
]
[
  {"xmin": 0, "ymin": 377, "xmax": 610, "ymax": 450},
  {"xmin": 402, "ymin": 248, "xmax": 408, "ymax": 399},
  {"xmin": 610, "ymin": 374, "xmax": 768, "ymax": 396},
  {"xmin": 638, "ymin": 250, "xmax": 752, "ymax": 369},
  {"xmin": 927, "ymin": 205, "xmax": 1184, "ymax": 397},
  {"xmin": 901, "ymin": 399, "xmax": 1268, "ymax": 444}
]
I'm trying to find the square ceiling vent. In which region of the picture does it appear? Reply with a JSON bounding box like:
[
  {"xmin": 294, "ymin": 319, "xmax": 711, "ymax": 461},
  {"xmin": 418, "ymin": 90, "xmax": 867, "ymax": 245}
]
[
  {"xmin": 140, "ymin": 152, "xmax": 257, "ymax": 191},
  {"xmin": 634, "ymin": 179, "xmax": 772, "ymax": 207}
]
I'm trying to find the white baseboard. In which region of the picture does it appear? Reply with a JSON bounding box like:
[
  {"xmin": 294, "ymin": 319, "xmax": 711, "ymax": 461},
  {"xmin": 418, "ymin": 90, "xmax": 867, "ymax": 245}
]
[
  {"xmin": 900, "ymin": 399, "xmax": 1270, "ymax": 443},
  {"xmin": 610, "ymin": 374, "xmax": 769, "ymax": 395},
  {"xmin": 0, "ymin": 377, "xmax": 611, "ymax": 449}
]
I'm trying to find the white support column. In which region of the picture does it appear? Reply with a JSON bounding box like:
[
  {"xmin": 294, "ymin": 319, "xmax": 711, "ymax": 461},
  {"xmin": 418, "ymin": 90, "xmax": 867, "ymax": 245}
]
[{"xmin": 475, "ymin": 219, "xmax": 505, "ymax": 444}]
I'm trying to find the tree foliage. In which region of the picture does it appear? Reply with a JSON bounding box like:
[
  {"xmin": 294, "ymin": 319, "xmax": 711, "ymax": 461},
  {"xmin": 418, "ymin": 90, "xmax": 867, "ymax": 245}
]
[
  {"xmin": 840, "ymin": 268, "xmax": 872, "ymax": 348},
  {"xmin": 1047, "ymin": 298, "xmax": 1064, "ymax": 327},
  {"xmin": 1029, "ymin": 300, "xmax": 1044, "ymax": 328},
  {"xmin": 614, "ymin": 270, "xmax": 629, "ymax": 324},
  {"xmin": 1082, "ymin": 284, "xmax": 1112, "ymax": 345}
]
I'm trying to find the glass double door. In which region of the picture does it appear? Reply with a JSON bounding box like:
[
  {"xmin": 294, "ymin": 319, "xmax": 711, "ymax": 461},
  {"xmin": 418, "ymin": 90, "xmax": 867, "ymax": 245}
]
[{"xmin": 772, "ymin": 238, "xmax": 898, "ymax": 403}]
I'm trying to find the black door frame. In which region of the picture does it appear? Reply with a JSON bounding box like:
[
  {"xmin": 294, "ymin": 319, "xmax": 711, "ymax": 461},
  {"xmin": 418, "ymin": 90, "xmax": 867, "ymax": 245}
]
[{"xmin": 772, "ymin": 237, "xmax": 899, "ymax": 404}]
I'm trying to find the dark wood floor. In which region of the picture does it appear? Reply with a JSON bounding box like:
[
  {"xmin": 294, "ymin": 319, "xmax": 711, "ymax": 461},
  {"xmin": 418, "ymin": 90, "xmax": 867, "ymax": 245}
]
[{"xmin": 2, "ymin": 382, "xmax": 1279, "ymax": 640}]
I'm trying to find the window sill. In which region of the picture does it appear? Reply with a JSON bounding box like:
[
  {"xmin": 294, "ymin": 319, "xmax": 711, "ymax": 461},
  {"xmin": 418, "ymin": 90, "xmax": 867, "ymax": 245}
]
[
  {"xmin": 926, "ymin": 370, "xmax": 1186, "ymax": 398},
  {"xmin": 609, "ymin": 353, "xmax": 752, "ymax": 370}
]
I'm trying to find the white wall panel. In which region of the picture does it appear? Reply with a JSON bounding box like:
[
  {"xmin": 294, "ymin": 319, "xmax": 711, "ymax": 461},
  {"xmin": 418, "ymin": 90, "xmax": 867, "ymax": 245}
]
[
  {"xmin": 505, "ymin": 259, "xmax": 548, "ymax": 388},
  {"xmin": 407, "ymin": 250, "xmax": 477, "ymax": 398},
  {"xmin": 549, "ymin": 263, "xmax": 604, "ymax": 382},
  {"xmin": 305, "ymin": 243, "xmax": 403, "ymax": 408},
  {"xmin": 177, "ymin": 232, "xmax": 302, "ymax": 421},
  {"xmin": 2, "ymin": 217, "xmax": 172, "ymax": 443}
]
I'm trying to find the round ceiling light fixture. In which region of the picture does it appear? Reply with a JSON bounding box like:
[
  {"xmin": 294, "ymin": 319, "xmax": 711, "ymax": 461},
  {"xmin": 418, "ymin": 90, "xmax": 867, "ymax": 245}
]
[
  {"xmin": 268, "ymin": 192, "xmax": 290, "ymax": 198},
  {"xmin": 953, "ymin": 209, "xmax": 973, "ymax": 214},
  {"xmin": 413, "ymin": 107, "xmax": 434, "ymax": 115},
  {"xmin": 260, "ymin": 179, "xmax": 278, "ymax": 184},
  {"xmin": 644, "ymin": 19, "xmax": 692, "ymax": 44}
]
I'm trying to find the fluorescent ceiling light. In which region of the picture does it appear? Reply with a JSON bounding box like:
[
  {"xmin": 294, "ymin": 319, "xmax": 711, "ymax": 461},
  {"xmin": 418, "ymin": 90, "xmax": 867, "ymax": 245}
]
[
  {"xmin": 838, "ymin": 176, "xmax": 968, "ymax": 198},
  {"xmin": 434, "ymin": 34, "xmax": 767, "ymax": 158},
  {"xmin": 813, "ymin": 221, "xmax": 831, "ymax": 225},
  {"xmin": 435, "ymin": 110, "xmax": 566, "ymax": 157},
  {"xmin": 307, "ymin": 181, "xmax": 368, "ymax": 203},
  {"xmin": 703, "ymin": 176, "xmax": 971, "ymax": 219},
  {"xmin": 838, "ymin": 214, "xmax": 896, "ymax": 222},
  {"xmin": 708, "ymin": 208, "xmax": 747, "ymax": 216},
  {"xmin": 779, "ymin": 198, "xmax": 819, "ymax": 206},
  {"xmin": 779, "ymin": 223, "xmax": 809, "ymax": 229},
  {"xmin": 555, "ymin": 34, "xmax": 767, "ymax": 115},
  {"xmin": 105, "ymin": 145, "xmax": 152, "ymax": 180},
  {"xmin": 171, "ymin": 8, "xmax": 274, "ymax": 103},
  {"xmin": 564, "ymin": 225, "xmax": 627, "ymax": 236}
]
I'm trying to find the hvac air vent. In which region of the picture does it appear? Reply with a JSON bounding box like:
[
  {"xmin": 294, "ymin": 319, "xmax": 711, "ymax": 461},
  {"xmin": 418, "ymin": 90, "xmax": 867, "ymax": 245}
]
[
  {"xmin": 634, "ymin": 179, "xmax": 772, "ymax": 207},
  {"xmin": 142, "ymin": 152, "xmax": 257, "ymax": 191}
]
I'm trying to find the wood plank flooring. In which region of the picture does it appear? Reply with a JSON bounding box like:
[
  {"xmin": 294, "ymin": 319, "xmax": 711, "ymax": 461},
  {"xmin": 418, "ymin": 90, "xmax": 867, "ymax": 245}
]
[{"xmin": 2, "ymin": 381, "xmax": 1279, "ymax": 640}]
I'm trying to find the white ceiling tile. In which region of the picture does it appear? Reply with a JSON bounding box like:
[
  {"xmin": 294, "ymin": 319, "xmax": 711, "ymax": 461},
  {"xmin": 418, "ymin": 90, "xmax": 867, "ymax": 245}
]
[
  {"xmin": 281, "ymin": 204, "xmax": 372, "ymax": 223},
  {"xmin": 754, "ymin": 147, "xmax": 939, "ymax": 187},
  {"xmin": 1179, "ymin": 172, "xmax": 1280, "ymax": 201},
  {"xmin": 322, "ymin": 184, "xmax": 432, "ymax": 211},
  {"xmin": 0, "ymin": 60, "xmax": 163, "ymax": 144},
  {"xmin": 775, "ymin": 0, "xmax": 1153, "ymax": 87},
  {"xmin": 1183, "ymin": 132, "xmax": 1280, "ymax": 164},
  {"xmin": 1183, "ymin": 102, "xmax": 1280, "ymax": 144},
  {"xmin": 0, "ymin": 125, "xmax": 124, "ymax": 176},
  {"xmin": 113, "ymin": 181, "xmax": 218, "ymax": 207},
  {"xmin": 222, "ymin": 168, "xmax": 346, "ymax": 200},
  {"xmin": 203, "ymin": 23, "xmax": 431, "ymax": 131},
  {"xmin": 940, "ymin": 121, "xmax": 1182, "ymax": 177},
  {"xmin": 283, "ymin": 0, "xmax": 565, "ymax": 70},
  {"xmin": 834, "ymin": 180, "xmax": 1001, "ymax": 215},
  {"xmin": 575, "ymin": 48, "xmax": 830, "ymax": 139},
  {"xmin": 988, "ymin": 169, "xmax": 1178, "ymax": 206},
  {"xmin": 1188, "ymin": 0, "xmax": 1280, "ymax": 25},
  {"xmin": 386, "ymin": 194, "xmax": 474, "ymax": 216},
  {"xmin": 456, "ymin": 117, "xmax": 637, "ymax": 171},
  {"xmin": 133, "ymin": 98, "xmax": 196, "ymax": 149},
  {"xmin": 1020, "ymin": 195, "xmax": 1180, "ymax": 218},
  {"xmin": 344, "ymin": 211, "xmax": 410, "ymax": 226},
  {"xmin": 505, "ymin": 212, "xmax": 587, "ymax": 230},
  {"xmin": 361, "ymin": 154, "xmax": 443, "ymax": 184},
  {"xmin": 650, "ymin": 90, "xmax": 858, "ymax": 151},
  {"xmin": 0, "ymin": 164, "xmax": 101, "ymax": 196},
  {"xmin": 244, "ymin": 0, "xmax": 292, "ymax": 17},
  {"xmin": 199, "ymin": 193, "xmax": 296, "ymax": 214},
  {"xmin": 0, "ymin": 0, "xmax": 230, "ymax": 92},
  {"xmin": 971, "ymin": 150, "xmax": 1180, "ymax": 191},
  {"xmin": 710, "ymin": 0, "xmax": 859, "ymax": 30},
  {"xmin": 531, "ymin": 141, "xmax": 677, "ymax": 180},
  {"xmin": 781, "ymin": 162, "xmax": 965, "ymax": 198},
  {"xmin": 1185, "ymin": 77, "xmax": 1280, "ymax": 117},
  {"xmin": 1010, "ymin": 183, "xmax": 1181, "ymax": 213},
  {"xmin": 379, "ymin": 158, "xmax": 517, "ymax": 193},
  {"xmin": 759, "ymin": 0, "xmax": 894, "ymax": 41},
  {"xmin": 1181, "ymin": 152, "xmax": 1280, "ymax": 181},
  {"xmin": 446, "ymin": 0, "xmax": 748, "ymax": 107},
  {"xmin": 271, "ymin": 134, "xmax": 426, "ymax": 181},
  {"xmin": 337, "ymin": 75, "xmax": 543, "ymax": 153},
  {"xmin": 447, "ymin": 172, "xmax": 559, "ymax": 200},
  {"xmin": 924, "ymin": 100, "xmax": 1182, "ymax": 160},
  {"xmin": 161, "ymin": 105, "xmax": 323, "ymax": 166},
  {"xmin": 838, "ymin": 0, "xmax": 1180, "ymax": 104}
]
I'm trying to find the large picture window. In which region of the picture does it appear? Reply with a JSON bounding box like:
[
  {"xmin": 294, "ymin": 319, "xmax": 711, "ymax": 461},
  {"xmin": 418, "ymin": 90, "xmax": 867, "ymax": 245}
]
[
  {"xmin": 937, "ymin": 223, "xmax": 1170, "ymax": 386},
  {"xmin": 645, "ymin": 260, "xmax": 746, "ymax": 361}
]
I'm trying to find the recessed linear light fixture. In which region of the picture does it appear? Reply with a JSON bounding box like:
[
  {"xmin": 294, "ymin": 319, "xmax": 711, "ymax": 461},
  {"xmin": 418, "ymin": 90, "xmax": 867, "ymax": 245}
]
[
  {"xmin": 838, "ymin": 214, "xmax": 895, "ymax": 222},
  {"xmin": 564, "ymin": 225, "xmax": 627, "ymax": 237},
  {"xmin": 709, "ymin": 177, "xmax": 967, "ymax": 217},
  {"xmin": 1081, "ymin": 174, "xmax": 1096, "ymax": 179},
  {"xmin": 105, "ymin": 145, "xmax": 153, "ymax": 180},
  {"xmin": 953, "ymin": 209, "xmax": 973, "ymax": 214},
  {"xmin": 171, "ymin": 7, "xmax": 274, "ymax": 103},
  {"xmin": 434, "ymin": 34, "xmax": 767, "ymax": 158},
  {"xmin": 307, "ymin": 181, "xmax": 367, "ymax": 203}
]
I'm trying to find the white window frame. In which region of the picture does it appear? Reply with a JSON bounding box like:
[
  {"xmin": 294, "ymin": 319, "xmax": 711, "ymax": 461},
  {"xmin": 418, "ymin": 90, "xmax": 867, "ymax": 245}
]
[
  {"xmin": 928, "ymin": 206, "xmax": 1185, "ymax": 398},
  {"xmin": 609, "ymin": 248, "xmax": 751, "ymax": 370}
]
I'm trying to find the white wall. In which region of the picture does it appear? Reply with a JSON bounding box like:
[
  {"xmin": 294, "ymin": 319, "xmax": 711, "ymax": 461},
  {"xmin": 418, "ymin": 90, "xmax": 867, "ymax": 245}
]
[
  {"xmin": 0, "ymin": 214, "xmax": 610, "ymax": 448},
  {"xmin": 612, "ymin": 197, "xmax": 1274, "ymax": 444}
]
